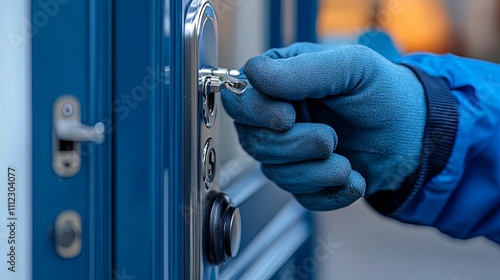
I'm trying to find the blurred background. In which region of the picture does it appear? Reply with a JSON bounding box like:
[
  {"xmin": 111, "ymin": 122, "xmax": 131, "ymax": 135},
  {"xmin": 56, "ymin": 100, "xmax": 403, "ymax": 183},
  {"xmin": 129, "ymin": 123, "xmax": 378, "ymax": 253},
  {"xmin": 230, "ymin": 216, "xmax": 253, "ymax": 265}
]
[
  {"xmin": 215, "ymin": 0, "xmax": 500, "ymax": 279},
  {"xmin": 317, "ymin": 0, "xmax": 500, "ymax": 61}
]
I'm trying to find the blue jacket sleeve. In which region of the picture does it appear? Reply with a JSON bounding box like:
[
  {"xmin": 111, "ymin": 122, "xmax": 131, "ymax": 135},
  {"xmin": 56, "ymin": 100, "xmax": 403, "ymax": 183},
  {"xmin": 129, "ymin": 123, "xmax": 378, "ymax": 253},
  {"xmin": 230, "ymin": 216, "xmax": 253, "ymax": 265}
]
[{"xmin": 367, "ymin": 53, "xmax": 500, "ymax": 244}]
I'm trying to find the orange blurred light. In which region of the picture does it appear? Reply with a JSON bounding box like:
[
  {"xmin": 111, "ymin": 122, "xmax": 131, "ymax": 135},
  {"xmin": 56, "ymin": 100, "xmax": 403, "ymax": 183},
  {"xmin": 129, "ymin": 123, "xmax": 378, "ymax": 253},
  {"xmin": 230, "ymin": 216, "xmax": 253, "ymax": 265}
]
[{"xmin": 318, "ymin": 0, "xmax": 452, "ymax": 53}]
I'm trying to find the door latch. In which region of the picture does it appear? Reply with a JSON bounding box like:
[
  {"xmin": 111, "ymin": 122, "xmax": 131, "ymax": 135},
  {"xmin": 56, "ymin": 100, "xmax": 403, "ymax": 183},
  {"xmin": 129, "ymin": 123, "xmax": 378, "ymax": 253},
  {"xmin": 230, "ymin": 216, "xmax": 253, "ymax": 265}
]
[
  {"xmin": 200, "ymin": 68, "xmax": 247, "ymax": 128},
  {"xmin": 52, "ymin": 95, "xmax": 105, "ymax": 177}
]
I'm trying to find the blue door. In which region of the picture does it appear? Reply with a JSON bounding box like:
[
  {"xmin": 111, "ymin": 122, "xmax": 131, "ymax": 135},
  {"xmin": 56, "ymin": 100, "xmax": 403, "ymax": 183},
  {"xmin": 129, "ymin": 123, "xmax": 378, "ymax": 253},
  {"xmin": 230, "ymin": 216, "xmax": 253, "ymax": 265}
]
[
  {"xmin": 114, "ymin": 0, "xmax": 314, "ymax": 279},
  {"xmin": 31, "ymin": 0, "xmax": 113, "ymax": 279}
]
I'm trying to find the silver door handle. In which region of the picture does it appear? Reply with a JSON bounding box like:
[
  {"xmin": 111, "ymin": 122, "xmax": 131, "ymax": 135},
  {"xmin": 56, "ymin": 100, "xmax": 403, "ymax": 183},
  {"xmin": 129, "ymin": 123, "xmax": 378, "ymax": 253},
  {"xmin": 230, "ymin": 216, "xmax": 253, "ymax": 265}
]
[
  {"xmin": 52, "ymin": 95, "xmax": 105, "ymax": 177},
  {"xmin": 55, "ymin": 120, "xmax": 105, "ymax": 144}
]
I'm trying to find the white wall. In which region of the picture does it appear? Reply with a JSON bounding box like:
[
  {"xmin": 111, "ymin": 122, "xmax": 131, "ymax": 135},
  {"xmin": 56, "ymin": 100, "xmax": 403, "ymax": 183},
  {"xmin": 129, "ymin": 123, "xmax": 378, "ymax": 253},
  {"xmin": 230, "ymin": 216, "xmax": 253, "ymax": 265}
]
[
  {"xmin": 0, "ymin": 0, "xmax": 32, "ymax": 279},
  {"xmin": 217, "ymin": 0, "xmax": 268, "ymax": 69}
]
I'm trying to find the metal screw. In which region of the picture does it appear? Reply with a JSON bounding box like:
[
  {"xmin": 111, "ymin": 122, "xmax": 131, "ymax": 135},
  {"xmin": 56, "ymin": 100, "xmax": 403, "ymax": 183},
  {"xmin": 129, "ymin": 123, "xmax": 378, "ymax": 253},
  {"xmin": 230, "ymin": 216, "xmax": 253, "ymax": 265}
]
[{"xmin": 62, "ymin": 103, "xmax": 73, "ymax": 117}]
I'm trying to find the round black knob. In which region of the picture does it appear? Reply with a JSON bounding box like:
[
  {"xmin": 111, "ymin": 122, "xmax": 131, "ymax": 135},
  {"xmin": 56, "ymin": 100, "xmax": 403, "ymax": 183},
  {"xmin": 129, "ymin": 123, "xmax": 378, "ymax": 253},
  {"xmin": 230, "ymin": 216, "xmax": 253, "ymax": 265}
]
[
  {"xmin": 208, "ymin": 193, "xmax": 241, "ymax": 266},
  {"xmin": 59, "ymin": 224, "xmax": 77, "ymax": 248}
]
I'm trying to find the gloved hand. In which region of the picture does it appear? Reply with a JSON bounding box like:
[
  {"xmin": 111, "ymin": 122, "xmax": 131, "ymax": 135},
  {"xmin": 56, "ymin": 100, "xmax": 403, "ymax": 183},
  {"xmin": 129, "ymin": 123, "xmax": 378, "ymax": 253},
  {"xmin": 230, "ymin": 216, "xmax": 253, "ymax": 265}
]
[{"xmin": 221, "ymin": 43, "xmax": 427, "ymax": 211}]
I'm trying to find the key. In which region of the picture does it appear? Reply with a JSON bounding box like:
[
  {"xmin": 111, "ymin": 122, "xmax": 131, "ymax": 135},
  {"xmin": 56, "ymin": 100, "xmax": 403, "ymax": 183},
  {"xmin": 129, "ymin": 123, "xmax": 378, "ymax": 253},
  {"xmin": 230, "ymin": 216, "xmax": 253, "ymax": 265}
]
[{"xmin": 200, "ymin": 68, "xmax": 248, "ymax": 96}]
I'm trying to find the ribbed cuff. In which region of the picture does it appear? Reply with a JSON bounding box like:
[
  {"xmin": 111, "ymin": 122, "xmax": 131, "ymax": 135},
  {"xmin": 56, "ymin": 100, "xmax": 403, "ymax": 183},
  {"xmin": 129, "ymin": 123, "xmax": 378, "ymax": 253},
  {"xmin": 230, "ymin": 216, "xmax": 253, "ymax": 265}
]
[{"xmin": 367, "ymin": 64, "xmax": 459, "ymax": 214}]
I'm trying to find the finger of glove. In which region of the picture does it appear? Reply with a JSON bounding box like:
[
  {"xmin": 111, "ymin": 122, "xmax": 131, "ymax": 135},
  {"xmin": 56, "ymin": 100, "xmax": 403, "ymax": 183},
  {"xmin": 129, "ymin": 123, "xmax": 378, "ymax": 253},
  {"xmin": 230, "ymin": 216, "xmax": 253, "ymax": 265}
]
[
  {"xmin": 261, "ymin": 42, "xmax": 335, "ymax": 59},
  {"xmin": 221, "ymin": 85, "xmax": 296, "ymax": 131},
  {"xmin": 294, "ymin": 170, "xmax": 366, "ymax": 211},
  {"xmin": 236, "ymin": 123, "xmax": 338, "ymax": 164},
  {"xmin": 261, "ymin": 153, "xmax": 351, "ymax": 193},
  {"xmin": 244, "ymin": 45, "xmax": 381, "ymax": 100}
]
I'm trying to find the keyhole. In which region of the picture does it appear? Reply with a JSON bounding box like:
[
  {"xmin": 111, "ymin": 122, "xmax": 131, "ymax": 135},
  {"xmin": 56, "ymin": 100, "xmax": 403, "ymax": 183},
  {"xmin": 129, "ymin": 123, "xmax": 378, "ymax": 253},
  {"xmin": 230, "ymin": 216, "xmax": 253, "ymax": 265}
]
[
  {"xmin": 208, "ymin": 91, "xmax": 215, "ymax": 114},
  {"xmin": 203, "ymin": 139, "xmax": 216, "ymax": 190},
  {"xmin": 206, "ymin": 149, "xmax": 216, "ymax": 183}
]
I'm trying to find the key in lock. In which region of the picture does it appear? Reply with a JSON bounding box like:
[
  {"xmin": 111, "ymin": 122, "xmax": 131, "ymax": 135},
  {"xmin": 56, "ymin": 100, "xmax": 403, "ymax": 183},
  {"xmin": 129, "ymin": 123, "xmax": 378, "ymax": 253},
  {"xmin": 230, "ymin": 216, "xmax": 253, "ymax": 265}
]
[{"xmin": 200, "ymin": 68, "xmax": 247, "ymax": 128}]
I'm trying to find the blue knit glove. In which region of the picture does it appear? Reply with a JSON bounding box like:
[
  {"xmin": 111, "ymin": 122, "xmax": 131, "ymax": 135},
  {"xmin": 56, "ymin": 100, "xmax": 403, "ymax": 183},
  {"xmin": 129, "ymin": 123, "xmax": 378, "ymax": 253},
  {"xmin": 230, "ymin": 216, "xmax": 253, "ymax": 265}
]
[{"xmin": 221, "ymin": 43, "xmax": 427, "ymax": 211}]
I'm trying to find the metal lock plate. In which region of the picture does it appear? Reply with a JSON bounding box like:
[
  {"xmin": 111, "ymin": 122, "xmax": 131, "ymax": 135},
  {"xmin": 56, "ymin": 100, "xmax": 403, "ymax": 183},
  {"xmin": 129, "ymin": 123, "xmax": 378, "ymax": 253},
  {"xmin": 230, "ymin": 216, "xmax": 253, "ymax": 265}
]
[
  {"xmin": 185, "ymin": 1, "xmax": 221, "ymax": 278},
  {"xmin": 52, "ymin": 95, "xmax": 105, "ymax": 177},
  {"xmin": 185, "ymin": 0, "xmax": 244, "ymax": 278}
]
